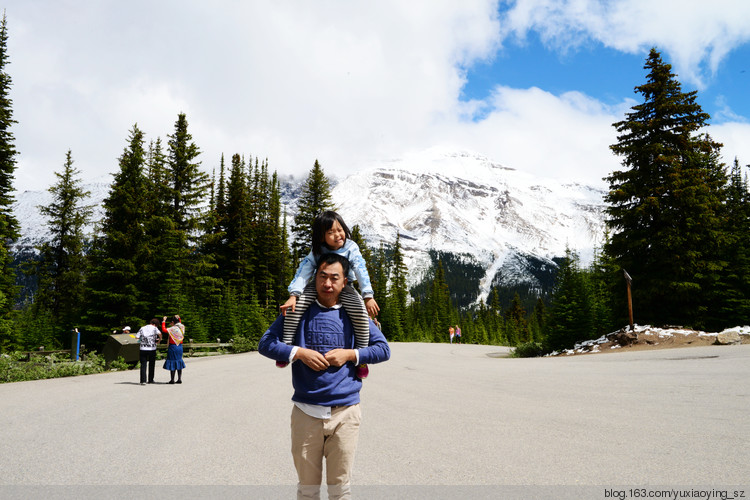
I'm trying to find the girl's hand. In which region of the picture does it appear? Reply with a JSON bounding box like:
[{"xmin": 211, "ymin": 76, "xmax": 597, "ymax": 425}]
[
  {"xmin": 280, "ymin": 296, "xmax": 298, "ymax": 316},
  {"xmin": 364, "ymin": 297, "xmax": 380, "ymax": 317}
]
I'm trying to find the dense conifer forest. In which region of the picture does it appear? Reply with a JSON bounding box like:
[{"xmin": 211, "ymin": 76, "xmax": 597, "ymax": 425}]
[{"xmin": 0, "ymin": 15, "xmax": 747, "ymax": 356}]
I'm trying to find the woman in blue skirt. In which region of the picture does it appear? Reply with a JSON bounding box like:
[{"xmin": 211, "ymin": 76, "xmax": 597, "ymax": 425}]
[{"xmin": 162, "ymin": 315, "xmax": 186, "ymax": 384}]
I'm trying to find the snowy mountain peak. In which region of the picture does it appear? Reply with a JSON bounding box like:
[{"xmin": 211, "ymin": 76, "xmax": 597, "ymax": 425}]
[{"xmin": 333, "ymin": 148, "xmax": 607, "ymax": 304}]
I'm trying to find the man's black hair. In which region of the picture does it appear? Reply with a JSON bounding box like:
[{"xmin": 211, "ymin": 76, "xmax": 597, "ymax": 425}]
[{"xmin": 315, "ymin": 253, "xmax": 351, "ymax": 278}]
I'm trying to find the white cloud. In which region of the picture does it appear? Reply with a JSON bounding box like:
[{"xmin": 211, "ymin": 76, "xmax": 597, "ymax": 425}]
[
  {"xmin": 4, "ymin": 0, "xmax": 749, "ymax": 196},
  {"xmin": 443, "ymin": 86, "xmax": 629, "ymax": 186},
  {"xmin": 499, "ymin": 0, "xmax": 750, "ymax": 88},
  {"xmin": 712, "ymin": 122, "xmax": 750, "ymax": 167},
  {"xmin": 7, "ymin": 0, "xmax": 503, "ymax": 190}
]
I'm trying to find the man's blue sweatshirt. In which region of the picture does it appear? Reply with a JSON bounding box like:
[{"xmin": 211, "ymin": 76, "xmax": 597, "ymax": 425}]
[{"xmin": 258, "ymin": 303, "xmax": 391, "ymax": 407}]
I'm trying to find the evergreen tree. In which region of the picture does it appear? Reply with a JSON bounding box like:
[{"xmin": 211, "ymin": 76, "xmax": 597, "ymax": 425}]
[
  {"xmin": 35, "ymin": 150, "xmax": 93, "ymax": 329},
  {"xmin": 291, "ymin": 160, "xmax": 333, "ymax": 262},
  {"xmin": 163, "ymin": 113, "xmax": 217, "ymax": 311},
  {"xmin": 486, "ymin": 288, "xmax": 505, "ymax": 344},
  {"xmin": 146, "ymin": 137, "xmax": 169, "ymax": 206},
  {"xmin": 472, "ymin": 303, "xmax": 491, "ymax": 345},
  {"xmin": 388, "ymin": 234, "xmax": 409, "ymax": 336},
  {"xmin": 0, "ymin": 13, "xmax": 19, "ymax": 349},
  {"xmin": 605, "ymin": 48, "xmax": 727, "ymax": 328},
  {"xmin": 349, "ymin": 225, "xmax": 374, "ymax": 294},
  {"xmin": 423, "ymin": 260, "xmax": 451, "ymax": 342},
  {"xmin": 224, "ymin": 153, "xmax": 252, "ymax": 291},
  {"xmin": 248, "ymin": 158, "xmax": 280, "ymax": 306},
  {"xmin": 141, "ymin": 136, "xmax": 175, "ymax": 314},
  {"xmin": 165, "ymin": 113, "xmax": 209, "ymax": 236},
  {"xmin": 371, "ymin": 243, "xmax": 390, "ymax": 327},
  {"xmin": 587, "ymin": 242, "xmax": 619, "ymax": 335},
  {"xmin": 545, "ymin": 249, "xmax": 593, "ymax": 352},
  {"xmin": 266, "ymin": 170, "xmax": 290, "ymax": 306},
  {"xmin": 201, "ymin": 156, "xmax": 227, "ymax": 282},
  {"xmin": 709, "ymin": 158, "xmax": 750, "ymax": 328},
  {"xmin": 504, "ymin": 293, "xmax": 529, "ymax": 345},
  {"xmin": 528, "ymin": 297, "xmax": 547, "ymax": 344},
  {"xmin": 216, "ymin": 154, "xmax": 227, "ymax": 227},
  {"xmin": 275, "ymin": 207, "xmax": 293, "ymax": 305},
  {"xmin": 86, "ymin": 125, "xmax": 150, "ymax": 331}
]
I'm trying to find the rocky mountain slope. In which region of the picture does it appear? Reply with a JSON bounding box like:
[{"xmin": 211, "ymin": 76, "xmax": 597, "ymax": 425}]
[{"xmin": 332, "ymin": 148, "xmax": 606, "ymax": 304}]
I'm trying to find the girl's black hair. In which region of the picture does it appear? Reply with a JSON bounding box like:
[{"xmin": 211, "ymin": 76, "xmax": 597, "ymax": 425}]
[{"xmin": 311, "ymin": 210, "xmax": 351, "ymax": 257}]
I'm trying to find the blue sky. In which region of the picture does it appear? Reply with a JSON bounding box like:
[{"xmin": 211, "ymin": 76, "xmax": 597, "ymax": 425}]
[
  {"xmin": 461, "ymin": 32, "xmax": 750, "ymax": 124},
  {"xmin": 461, "ymin": 36, "xmax": 645, "ymax": 119},
  {"xmin": 5, "ymin": 0, "xmax": 750, "ymax": 192}
]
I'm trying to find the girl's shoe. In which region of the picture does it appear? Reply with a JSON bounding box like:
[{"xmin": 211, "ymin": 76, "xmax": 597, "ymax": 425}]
[
  {"xmin": 356, "ymin": 364, "xmax": 369, "ymax": 380},
  {"xmin": 276, "ymin": 361, "xmax": 289, "ymax": 368}
]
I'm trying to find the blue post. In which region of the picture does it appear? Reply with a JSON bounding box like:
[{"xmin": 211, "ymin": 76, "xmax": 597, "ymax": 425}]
[{"xmin": 71, "ymin": 328, "xmax": 81, "ymax": 361}]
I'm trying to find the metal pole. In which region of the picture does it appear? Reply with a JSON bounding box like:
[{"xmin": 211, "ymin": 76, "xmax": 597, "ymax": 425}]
[{"xmin": 71, "ymin": 328, "xmax": 80, "ymax": 361}]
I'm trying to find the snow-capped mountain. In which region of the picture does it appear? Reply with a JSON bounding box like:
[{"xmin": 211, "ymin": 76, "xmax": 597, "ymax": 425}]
[
  {"xmin": 11, "ymin": 148, "xmax": 607, "ymax": 306},
  {"xmin": 332, "ymin": 148, "xmax": 606, "ymax": 304},
  {"xmin": 11, "ymin": 176, "xmax": 111, "ymax": 251}
]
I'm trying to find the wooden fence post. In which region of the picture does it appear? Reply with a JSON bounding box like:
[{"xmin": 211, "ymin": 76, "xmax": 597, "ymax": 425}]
[{"xmin": 623, "ymin": 269, "xmax": 634, "ymax": 331}]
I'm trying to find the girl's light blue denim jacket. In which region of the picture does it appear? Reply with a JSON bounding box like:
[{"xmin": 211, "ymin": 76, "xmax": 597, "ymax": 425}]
[{"xmin": 288, "ymin": 239, "xmax": 374, "ymax": 298}]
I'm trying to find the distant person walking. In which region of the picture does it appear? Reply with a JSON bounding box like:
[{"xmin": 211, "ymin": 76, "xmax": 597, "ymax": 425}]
[
  {"xmin": 455, "ymin": 325, "xmax": 462, "ymax": 344},
  {"xmin": 136, "ymin": 319, "xmax": 162, "ymax": 385},
  {"xmin": 162, "ymin": 315, "xmax": 186, "ymax": 384}
]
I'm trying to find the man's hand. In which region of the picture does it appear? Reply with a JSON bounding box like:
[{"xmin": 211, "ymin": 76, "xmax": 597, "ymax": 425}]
[
  {"xmin": 364, "ymin": 297, "xmax": 380, "ymax": 317},
  {"xmin": 280, "ymin": 296, "xmax": 298, "ymax": 316},
  {"xmin": 325, "ymin": 349, "xmax": 356, "ymax": 367},
  {"xmin": 294, "ymin": 348, "xmax": 330, "ymax": 371}
]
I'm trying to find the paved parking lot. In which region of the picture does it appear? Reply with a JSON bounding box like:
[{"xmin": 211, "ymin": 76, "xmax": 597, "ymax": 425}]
[{"xmin": 1, "ymin": 342, "xmax": 748, "ymax": 498}]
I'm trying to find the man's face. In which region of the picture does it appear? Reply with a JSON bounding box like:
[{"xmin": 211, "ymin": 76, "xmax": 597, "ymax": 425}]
[{"xmin": 315, "ymin": 261, "xmax": 347, "ymax": 307}]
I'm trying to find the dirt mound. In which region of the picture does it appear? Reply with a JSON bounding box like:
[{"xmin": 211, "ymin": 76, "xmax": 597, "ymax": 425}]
[{"xmin": 558, "ymin": 325, "xmax": 750, "ymax": 355}]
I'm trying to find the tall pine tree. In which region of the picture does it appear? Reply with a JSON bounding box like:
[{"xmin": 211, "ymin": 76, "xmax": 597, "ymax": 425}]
[
  {"xmin": 162, "ymin": 113, "xmax": 215, "ymax": 320},
  {"xmin": 291, "ymin": 160, "xmax": 334, "ymax": 263},
  {"xmin": 36, "ymin": 150, "xmax": 93, "ymax": 329},
  {"xmin": 545, "ymin": 249, "xmax": 593, "ymax": 352},
  {"xmin": 0, "ymin": 13, "xmax": 19, "ymax": 348},
  {"xmin": 605, "ymin": 48, "xmax": 727, "ymax": 328},
  {"xmin": 262, "ymin": 167, "xmax": 289, "ymax": 307},
  {"xmin": 709, "ymin": 158, "xmax": 750, "ymax": 328},
  {"xmin": 504, "ymin": 293, "xmax": 529, "ymax": 346},
  {"xmin": 86, "ymin": 125, "xmax": 150, "ymax": 331},
  {"xmin": 224, "ymin": 153, "xmax": 252, "ymax": 291}
]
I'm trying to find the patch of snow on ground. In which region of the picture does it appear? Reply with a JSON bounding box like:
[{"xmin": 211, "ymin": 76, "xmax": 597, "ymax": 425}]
[{"xmin": 554, "ymin": 324, "xmax": 750, "ymax": 356}]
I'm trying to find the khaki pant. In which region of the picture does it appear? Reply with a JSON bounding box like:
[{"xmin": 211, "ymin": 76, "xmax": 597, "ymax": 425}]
[{"xmin": 291, "ymin": 404, "xmax": 362, "ymax": 500}]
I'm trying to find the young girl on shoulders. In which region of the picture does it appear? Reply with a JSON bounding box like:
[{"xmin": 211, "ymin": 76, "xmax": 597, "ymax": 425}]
[{"xmin": 278, "ymin": 210, "xmax": 379, "ymax": 378}]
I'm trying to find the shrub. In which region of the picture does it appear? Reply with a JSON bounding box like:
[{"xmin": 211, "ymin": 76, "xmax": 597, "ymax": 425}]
[
  {"xmin": 108, "ymin": 356, "xmax": 129, "ymax": 371},
  {"xmin": 510, "ymin": 342, "xmax": 545, "ymax": 358},
  {"xmin": 0, "ymin": 350, "xmax": 106, "ymax": 383},
  {"xmin": 230, "ymin": 336, "xmax": 256, "ymax": 353}
]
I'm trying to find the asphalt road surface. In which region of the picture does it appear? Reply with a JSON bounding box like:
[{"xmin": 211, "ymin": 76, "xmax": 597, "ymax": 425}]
[{"xmin": 1, "ymin": 342, "xmax": 748, "ymax": 499}]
